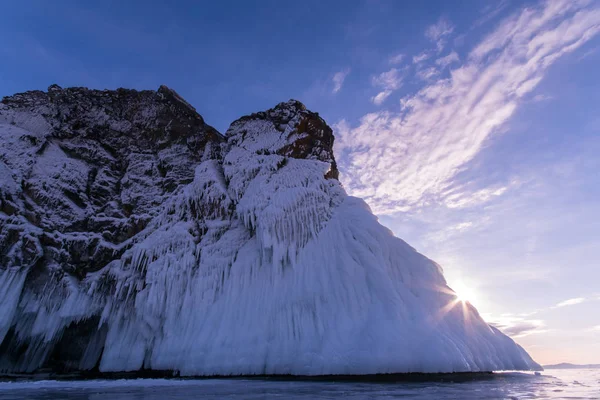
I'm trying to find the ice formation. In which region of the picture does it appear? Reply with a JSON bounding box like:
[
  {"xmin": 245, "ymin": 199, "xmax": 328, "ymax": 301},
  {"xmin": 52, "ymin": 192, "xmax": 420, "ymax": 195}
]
[{"xmin": 0, "ymin": 85, "xmax": 541, "ymax": 375}]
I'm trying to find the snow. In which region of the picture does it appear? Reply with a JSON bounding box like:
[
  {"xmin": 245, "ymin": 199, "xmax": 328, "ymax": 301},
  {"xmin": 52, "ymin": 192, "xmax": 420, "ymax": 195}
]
[{"xmin": 0, "ymin": 90, "xmax": 541, "ymax": 376}]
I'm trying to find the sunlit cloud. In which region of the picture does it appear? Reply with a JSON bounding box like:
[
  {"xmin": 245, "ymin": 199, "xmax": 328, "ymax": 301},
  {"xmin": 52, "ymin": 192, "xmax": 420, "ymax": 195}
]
[
  {"xmin": 498, "ymin": 321, "xmax": 548, "ymax": 337},
  {"xmin": 332, "ymin": 68, "xmax": 350, "ymax": 93},
  {"xmin": 554, "ymin": 297, "xmax": 586, "ymax": 308},
  {"xmin": 425, "ymin": 221, "xmax": 474, "ymax": 243},
  {"xmin": 335, "ymin": 0, "xmax": 600, "ymax": 215},
  {"xmin": 485, "ymin": 313, "xmax": 547, "ymax": 337},
  {"xmin": 480, "ymin": 293, "xmax": 597, "ymax": 337},
  {"xmin": 443, "ymin": 184, "xmax": 509, "ymax": 209}
]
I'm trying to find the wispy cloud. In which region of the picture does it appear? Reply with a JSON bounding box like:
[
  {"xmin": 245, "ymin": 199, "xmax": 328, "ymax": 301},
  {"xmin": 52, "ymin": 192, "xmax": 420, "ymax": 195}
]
[
  {"xmin": 436, "ymin": 51, "xmax": 460, "ymax": 68},
  {"xmin": 531, "ymin": 93, "xmax": 554, "ymax": 102},
  {"xmin": 416, "ymin": 66, "xmax": 439, "ymax": 81},
  {"xmin": 486, "ymin": 314, "xmax": 547, "ymax": 337},
  {"xmin": 335, "ymin": 0, "xmax": 600, "ymax": 214},
  {"xmin": 443, "ymin": 184, "xmax": 509, "ymax": 209},
  {"xmin": 578, "ymin": 45, "xmax": 598, "ymax": 60},
  {"xmin": 332, "ymin": 68, "xmax": 351, "ymax": 93},
  {"xmin": 425, "ymin": 17, "xmax": 455, "ymax": 51},
  {"xmin": 371, "ymin": 90, "xmax": 393, "ymax": 105},
  {"xmin": 554, "ymin": 297, "xmax": 586, "ymax": 308},
  {"xmin": 370, "ymin": 68, "xmax": 403, "ymax": 105},
  {"xmin": 426, "ymin": 221, "xmax": 474, "ymax": 243},
  {"xmin": 484, "ymin": 293, "xmax": 598, "ymax": 337},
  {"xmin": 474, "ymin": 0, "xmax": 511, "ymax": 28},
  {"xmin": 389, "ymin": 53, "xmax": 405, "ymax": 65},
  {"xmin": 412, "ymin": 52, "xmax": 430, "ymax": 64},
  {"xmin": 372, "ymin": 68, "xmax": 403, "ymax": 90}
]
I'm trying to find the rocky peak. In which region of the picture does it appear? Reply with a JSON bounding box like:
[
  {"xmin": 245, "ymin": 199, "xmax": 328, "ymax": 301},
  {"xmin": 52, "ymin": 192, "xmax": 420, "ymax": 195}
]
[
  {"xmin": 3, "ymin": 84, "xmax": 221, "ymax": 143},
  {"xmin": 157, "ymin": 85, "xmax": 199, "ymax": 114},
  {"xmin": 227, "ymin": 99, "xmax": 338, "ymax": 179}
]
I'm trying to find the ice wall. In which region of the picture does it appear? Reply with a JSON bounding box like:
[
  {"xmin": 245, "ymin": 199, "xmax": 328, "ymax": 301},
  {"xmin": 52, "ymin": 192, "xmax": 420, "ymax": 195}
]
[{"xmin": 0, "ymin": 90, "xmax": 541, "ymax": 375}]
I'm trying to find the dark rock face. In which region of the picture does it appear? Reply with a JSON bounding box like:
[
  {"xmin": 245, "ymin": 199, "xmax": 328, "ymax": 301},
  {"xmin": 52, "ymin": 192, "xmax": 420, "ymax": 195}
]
[
  {"xmin": 0, "ymin": 85, "xmax": 223, "ymax": 281},
  {"xmin": 229, "ymin": 100, "xmax": 339, "ymax": 179},
  {"xmin": 0, "ymin": 86, "xmax": 340, "ymax": 373}
]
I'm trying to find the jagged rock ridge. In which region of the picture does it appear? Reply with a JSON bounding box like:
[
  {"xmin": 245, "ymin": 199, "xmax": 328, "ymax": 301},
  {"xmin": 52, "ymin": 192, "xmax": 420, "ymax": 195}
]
[
  {"xmin": 0, "ymin": 85, "xmax": 539, "ymax": 375},
  {"xmin": 1, "ymin": 85, "xmax": 222, "ymax": 277}
]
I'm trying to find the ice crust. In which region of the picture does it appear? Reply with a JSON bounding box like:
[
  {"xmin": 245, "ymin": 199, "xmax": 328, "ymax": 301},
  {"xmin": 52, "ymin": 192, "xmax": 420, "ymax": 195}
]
[{"xmin": 0, "ymin": 87, "xmax": 541, "ymax": 375}]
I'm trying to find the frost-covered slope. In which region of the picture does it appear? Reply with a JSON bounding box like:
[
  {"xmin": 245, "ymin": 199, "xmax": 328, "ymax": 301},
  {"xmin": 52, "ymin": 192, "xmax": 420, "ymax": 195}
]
[{"xmin": 0, "ymin": 86, "xmax": 540, "ymax": 375}]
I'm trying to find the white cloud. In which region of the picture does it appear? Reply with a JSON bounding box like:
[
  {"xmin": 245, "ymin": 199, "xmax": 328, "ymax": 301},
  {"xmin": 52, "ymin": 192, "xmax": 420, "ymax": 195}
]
[
  {"xmin": 444, "ymin": 185, "xmax": 509, "ymax": 209},
  {"xmin": 332, "ymin": 68, "xmax": 350, "ymax": 93},
  {"xmin": 436, "ymin": 51, "xmax": 460, "ymax": 68},
  {"xmin": 389, "ymin": 53, "xmax": 404, "ymax": 65},
  {"xmin": 425, "ymin": 17, "xmax": 455, "ymax": 51},
  {"xmin": 554, "ymin": 297, "xmax": 586, "ymax": 308},
  {"xmin": 372, "ymin": 68, "xmax": 403, "ymax": 90},
  {"xmin": 412, "ymin": 52, "xmax": 430, "ymax": 64},
  {"xmin": 370, "ymin": 68, "xmax": 404, "ymax": 105},
  {"xmin": 335, "ymin": 0, "xmax": 600, "ymax": 215},
  {"xmin": 531, "ymin": 93, "xmax": 554, "ymax": 102},
  {"xmin": 416, "ymin": 66, "xmax": 439, "ymax": 81},
  {"xmin": 371, "ymin": 90, "xmax": 393, "ymax": 105},
  {"xmin": 453, "ymin": 222, "xmax": 473, "ymax": 231},
  {"xmin": 426, "ymin": 221, "xmax": 474, "ymax": 243}
]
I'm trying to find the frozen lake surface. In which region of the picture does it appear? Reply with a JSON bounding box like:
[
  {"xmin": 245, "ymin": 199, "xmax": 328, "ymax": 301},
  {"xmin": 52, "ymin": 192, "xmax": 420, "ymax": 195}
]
[{"xmin": 0, "ymin": 369, "xmax": 598, "ymax": 399}]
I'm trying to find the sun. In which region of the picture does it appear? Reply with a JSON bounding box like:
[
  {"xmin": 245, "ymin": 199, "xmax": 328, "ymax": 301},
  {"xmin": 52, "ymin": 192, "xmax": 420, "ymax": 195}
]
[{"xmin": 451, "ymin": 281, "xmax": 477, "ymax": 305}]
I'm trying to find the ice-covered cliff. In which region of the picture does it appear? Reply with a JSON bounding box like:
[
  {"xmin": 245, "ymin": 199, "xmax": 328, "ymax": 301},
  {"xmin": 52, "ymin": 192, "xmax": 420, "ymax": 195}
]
[{"xmin": 0, "ymin": 85, "xmax": 540, "ymax": 375}]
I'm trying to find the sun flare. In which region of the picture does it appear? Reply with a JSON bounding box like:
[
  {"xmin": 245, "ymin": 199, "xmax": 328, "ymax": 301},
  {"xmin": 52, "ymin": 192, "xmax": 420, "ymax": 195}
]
[{"xmin": 451, "ymin": 281, "xmax": 477, "ymax": 305}]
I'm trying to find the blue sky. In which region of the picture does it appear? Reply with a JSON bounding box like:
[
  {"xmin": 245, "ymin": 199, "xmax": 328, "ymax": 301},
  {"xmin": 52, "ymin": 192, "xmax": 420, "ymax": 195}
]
[{"xmin": 1, "ymin": 0, "xmax": 599, "ymax": 364}]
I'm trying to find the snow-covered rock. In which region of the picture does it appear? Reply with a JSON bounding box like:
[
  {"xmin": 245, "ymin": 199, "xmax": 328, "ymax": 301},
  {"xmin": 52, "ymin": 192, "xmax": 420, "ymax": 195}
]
[{"xmin": 0, "ymin": 85, "xmax": 540, "ymax": 375}]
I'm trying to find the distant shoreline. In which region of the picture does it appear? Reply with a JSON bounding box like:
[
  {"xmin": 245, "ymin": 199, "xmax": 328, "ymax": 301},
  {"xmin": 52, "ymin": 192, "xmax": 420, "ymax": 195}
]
[{"xmin": 543, "ymin": 363, "xmax": 600, "ymax": 370}]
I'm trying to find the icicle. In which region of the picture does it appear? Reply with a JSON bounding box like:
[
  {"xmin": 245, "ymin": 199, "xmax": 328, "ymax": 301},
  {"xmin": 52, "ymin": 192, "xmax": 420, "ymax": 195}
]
[{"xmin": 0, "ymin": 267, "xmax": 29, "ymax": 343}]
